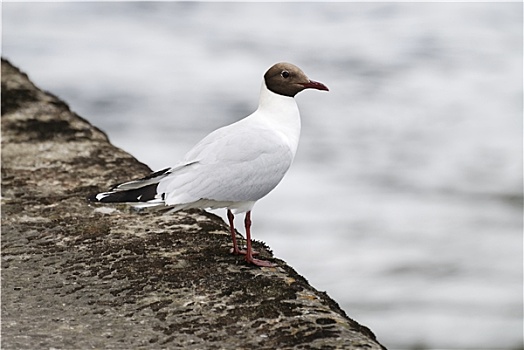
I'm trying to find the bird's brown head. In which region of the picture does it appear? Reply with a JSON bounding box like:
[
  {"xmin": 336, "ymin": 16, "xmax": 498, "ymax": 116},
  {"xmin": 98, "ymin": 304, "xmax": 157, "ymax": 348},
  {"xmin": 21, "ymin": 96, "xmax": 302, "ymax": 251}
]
[{"xmin": 264, "ymin": 62, "xmax": 329, "ymax": 97}]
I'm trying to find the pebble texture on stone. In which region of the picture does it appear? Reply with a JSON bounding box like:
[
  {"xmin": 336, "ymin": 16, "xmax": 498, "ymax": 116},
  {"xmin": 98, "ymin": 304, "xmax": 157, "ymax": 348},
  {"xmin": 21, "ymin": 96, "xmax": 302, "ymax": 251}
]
[{"xmin": 1, "ymin": 58, "xmax": 386, "ymax": 350}]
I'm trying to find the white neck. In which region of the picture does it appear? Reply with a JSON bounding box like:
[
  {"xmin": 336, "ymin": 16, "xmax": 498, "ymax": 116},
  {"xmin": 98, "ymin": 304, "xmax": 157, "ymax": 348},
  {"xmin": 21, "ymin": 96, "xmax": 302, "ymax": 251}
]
[{"xmin": 253, "ymin": 82, "xmax": 302, "ymax": 156}]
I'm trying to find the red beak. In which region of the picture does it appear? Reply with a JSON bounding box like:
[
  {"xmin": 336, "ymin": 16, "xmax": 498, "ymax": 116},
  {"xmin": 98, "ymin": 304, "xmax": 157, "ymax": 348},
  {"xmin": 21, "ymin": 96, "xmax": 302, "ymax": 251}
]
[{"xmin": 300, "ymin": 80, "xmax": 329, "ymax": 91}]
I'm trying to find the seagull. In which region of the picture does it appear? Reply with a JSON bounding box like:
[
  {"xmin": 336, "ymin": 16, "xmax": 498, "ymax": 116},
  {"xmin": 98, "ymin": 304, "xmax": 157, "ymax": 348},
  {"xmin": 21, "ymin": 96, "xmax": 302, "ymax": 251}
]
[{"xmin": 90, "ymin": 62, "xmax": 329, "ymax": 267}]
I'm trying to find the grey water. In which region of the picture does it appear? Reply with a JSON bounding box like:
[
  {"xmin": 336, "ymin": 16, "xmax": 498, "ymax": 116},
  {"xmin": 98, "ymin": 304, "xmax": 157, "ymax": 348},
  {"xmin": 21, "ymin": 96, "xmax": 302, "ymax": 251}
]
[{"xmin": 3, "ymin": 2, "xmax": 522, "ymax": 349}]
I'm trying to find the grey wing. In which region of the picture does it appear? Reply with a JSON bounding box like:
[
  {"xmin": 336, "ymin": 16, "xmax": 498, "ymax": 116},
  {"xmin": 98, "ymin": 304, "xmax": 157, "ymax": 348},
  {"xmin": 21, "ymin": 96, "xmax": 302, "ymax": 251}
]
[{"xmin": 157, "ymin": 126, "xmax": 294, "ymax": 205}]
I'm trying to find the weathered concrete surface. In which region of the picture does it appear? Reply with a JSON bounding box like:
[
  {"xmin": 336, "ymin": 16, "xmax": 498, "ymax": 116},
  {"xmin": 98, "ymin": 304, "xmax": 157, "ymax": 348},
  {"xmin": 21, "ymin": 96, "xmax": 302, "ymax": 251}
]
[{"xmin": 1, "ymin": 58, "xmax": 386, "ymax": 350}]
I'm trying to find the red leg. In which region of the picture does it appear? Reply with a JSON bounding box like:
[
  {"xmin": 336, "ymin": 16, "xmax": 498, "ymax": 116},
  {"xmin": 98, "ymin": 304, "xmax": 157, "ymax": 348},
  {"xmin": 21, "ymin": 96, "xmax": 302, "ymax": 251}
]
[
  {"xmin": 244, "ymin": 211, "xmax": 275, "ymax": 267},
  {"xmin": 228, "ymin": 209, "xmax": 258, "ymax": 256},
  {"xmin": 227, "ymin": 209, "xmax": 242, "ymax": 255}
]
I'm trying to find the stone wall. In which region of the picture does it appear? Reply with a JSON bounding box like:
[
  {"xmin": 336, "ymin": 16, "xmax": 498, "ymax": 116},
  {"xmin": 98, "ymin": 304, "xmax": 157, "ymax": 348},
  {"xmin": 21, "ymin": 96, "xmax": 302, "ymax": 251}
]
[{"xmin": 1, "ymin": 58, "xmax": 385, "ymax": 349}]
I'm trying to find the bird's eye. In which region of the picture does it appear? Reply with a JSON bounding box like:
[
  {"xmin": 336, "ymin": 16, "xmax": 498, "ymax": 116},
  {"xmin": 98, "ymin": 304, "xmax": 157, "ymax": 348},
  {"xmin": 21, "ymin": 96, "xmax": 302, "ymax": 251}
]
[{"xmin": 281, "ymin": 70, "xmax": 290, "ymax": 78}]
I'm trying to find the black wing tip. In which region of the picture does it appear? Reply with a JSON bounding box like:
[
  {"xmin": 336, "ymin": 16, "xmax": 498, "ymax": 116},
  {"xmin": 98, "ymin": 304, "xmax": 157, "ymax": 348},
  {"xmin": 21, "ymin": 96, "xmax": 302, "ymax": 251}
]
[
  {"xmin": 87, "ymin": 183, "xmax": 160, "ymax": 203},
  {"xmin": 88, "ymin": 168, "xmax": 169, "ymax": 204},
  {"xmin": 86, "ymin": 192, "xmax": 112, "ymax": 203},
  {"xmin": 87, "ymin": 193, "xmax": 99, "ymax": 202}
]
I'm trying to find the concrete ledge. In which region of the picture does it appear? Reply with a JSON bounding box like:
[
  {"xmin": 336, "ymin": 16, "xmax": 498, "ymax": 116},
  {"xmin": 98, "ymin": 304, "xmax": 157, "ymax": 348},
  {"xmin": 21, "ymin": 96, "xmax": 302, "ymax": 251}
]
[{"xmin": 1, "ymin": 58, "xmax": 386, "ymax": 349}]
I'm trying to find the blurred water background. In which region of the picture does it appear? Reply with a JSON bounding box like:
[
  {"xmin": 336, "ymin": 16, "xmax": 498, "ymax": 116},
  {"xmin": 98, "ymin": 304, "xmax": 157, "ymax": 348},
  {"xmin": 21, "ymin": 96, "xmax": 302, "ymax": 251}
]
[{"xmin": 3, "ymin": 2, "xmax": 522, "ymax": 349}]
